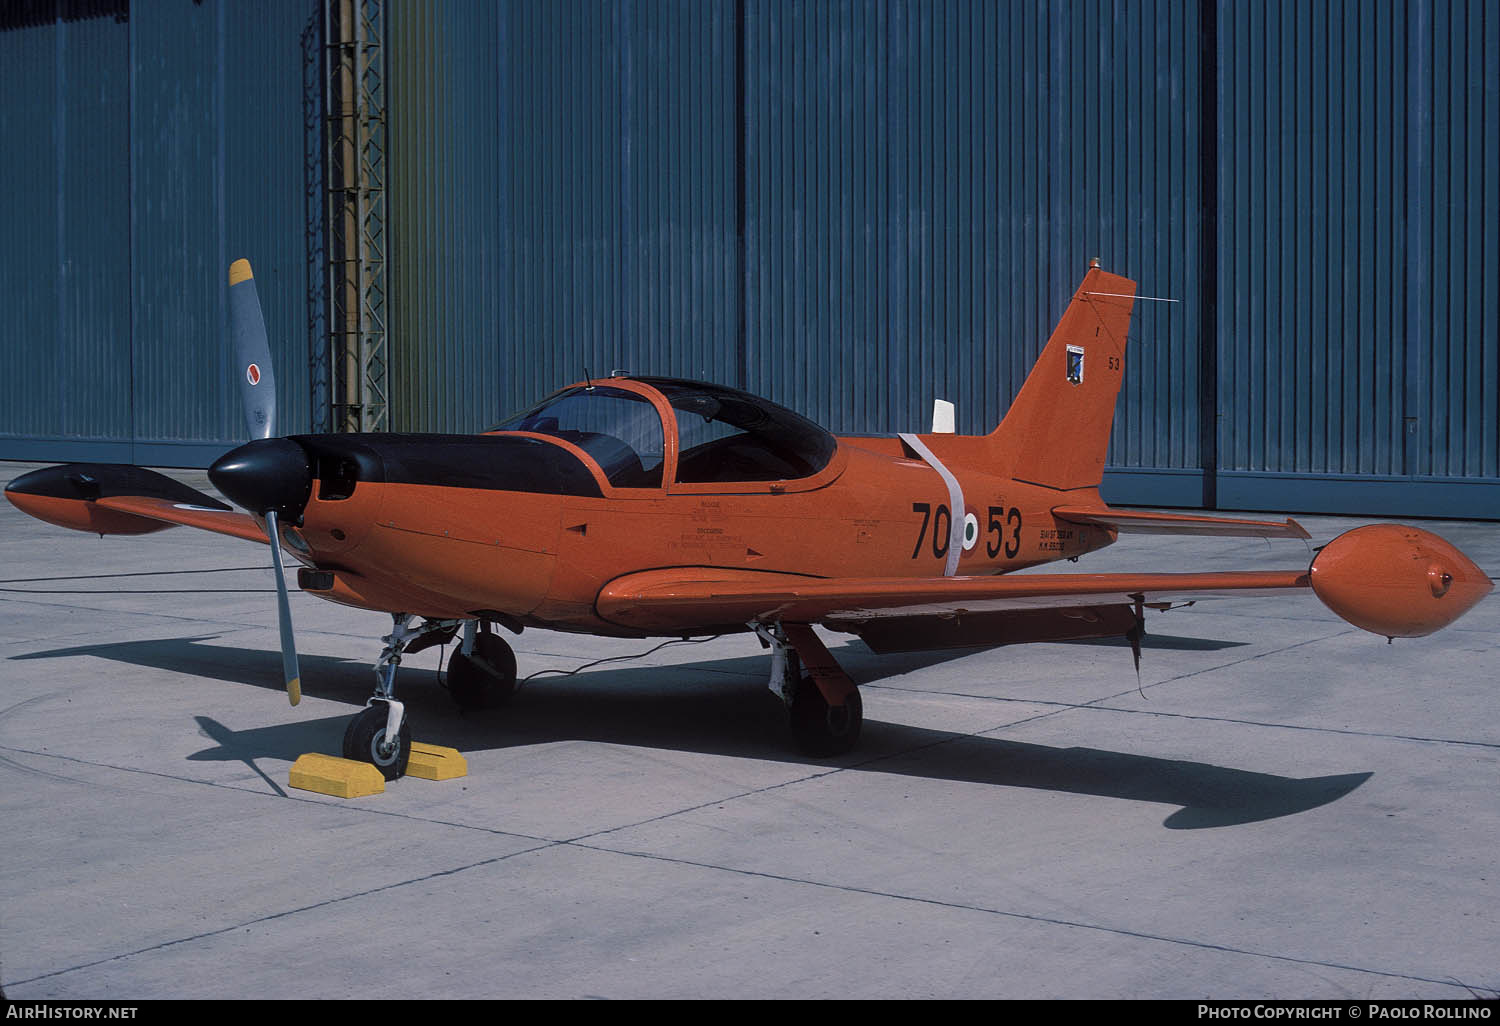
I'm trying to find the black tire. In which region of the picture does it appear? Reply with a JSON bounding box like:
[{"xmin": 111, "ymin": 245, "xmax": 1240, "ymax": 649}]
[
  {"xmin": 342, "ymin": 702, "xmax": 411, "ymax": 780},
  {"xmin": 447, "ymin": 632, "xmax": 518, "ymax": 711},
  {"xmin": 789, "ymin": 677, "xmax": 862, "ymax": 756}
]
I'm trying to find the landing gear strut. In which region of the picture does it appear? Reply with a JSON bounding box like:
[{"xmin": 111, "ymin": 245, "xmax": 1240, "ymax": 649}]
[
  {"xmin": 341, "ymin": 612, "xmax": 450, "ymax": 780},
  {"xmin": 753, "ymin": 621, "xmax": 863, "ymax": 757},
  {"xmin": 340, "ymin": 614, "xmax": 518, "ymax": 778}
]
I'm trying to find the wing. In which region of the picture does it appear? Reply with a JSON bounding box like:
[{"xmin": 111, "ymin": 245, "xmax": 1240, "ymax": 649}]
[
  {"xmin": 597, "ymin": 566, "xmax": 1310, "ymax": 650},
  {"xmin": 92, "ymin": 495, "xmax": 267, "ymax": 543},
  {"xmin": 5, "ymin": 463, "xmax": 266, "ymax": 544},
  {"xmin": 597, "ymin": 567, "xmax": 1312, "ymax": 629},
  {"xmin": 600, "ymin": 515, "xmax": 1493, "ymax": 646}
]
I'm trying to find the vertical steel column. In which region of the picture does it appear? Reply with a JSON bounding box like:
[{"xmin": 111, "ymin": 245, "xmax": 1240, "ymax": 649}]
[
  {"xmin": 303, "ymin": 9, "xmax": 330, "ymax": 433},
  {"xmin": 325, "ymin": 0, "xmax": 388, "ymax": 432},
  {"xmin": 1198, "ymin": 0, "xmax": 1219, "ymax": 509},
  {"xmin": 733, "ymin": 0, "xmax": 747, "ymax": 392}
]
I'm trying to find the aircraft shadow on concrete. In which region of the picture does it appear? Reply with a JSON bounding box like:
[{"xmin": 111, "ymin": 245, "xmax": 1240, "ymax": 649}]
[
  {"xmin": 18, "ymin": 634, "xmax": 1360, "ymax": 829},
  {"xmin": 12, "ymin": 635, "xmax": 383, "ymax": 701}
]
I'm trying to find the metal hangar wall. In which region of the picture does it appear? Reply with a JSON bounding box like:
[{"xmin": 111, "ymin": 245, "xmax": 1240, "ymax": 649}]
[
  {"xmin": 0, "ymin": 0, "xmax": 322, "ymax": 467},
  {"xmin": 0, "ymin": 0, "xmax": 1495, "ymax": 519}
]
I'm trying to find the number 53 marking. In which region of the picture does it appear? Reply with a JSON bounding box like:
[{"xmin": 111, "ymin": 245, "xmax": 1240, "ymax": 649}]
[
  {"xmin": 912, "ymin": 503, "xmax": 1022, "ymax": 559},
  {"xmin": 987, "ymin": 505, "xmax": 1022, "ymax": 558}
]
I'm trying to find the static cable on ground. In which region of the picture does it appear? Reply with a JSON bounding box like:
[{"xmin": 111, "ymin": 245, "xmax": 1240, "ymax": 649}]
[{"xmin": 518, "ymin": 635, "xmax": 725, "ymax": 691}]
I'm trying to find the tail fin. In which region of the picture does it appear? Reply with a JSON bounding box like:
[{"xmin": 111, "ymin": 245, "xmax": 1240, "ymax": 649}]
[{"xmin": 989, "ymin": 265, "xmax": 1137, "ymax": 491}]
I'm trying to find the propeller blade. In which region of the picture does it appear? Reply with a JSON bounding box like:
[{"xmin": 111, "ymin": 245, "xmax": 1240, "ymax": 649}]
[
  {"xmin": 264, "ymin": 509, "xmax": 302, "ymax": 706},
  {"xmin": 228, "ymin": 259, "xmax": 277, "ymax": 440},
  {"xmin": 226, "ymin": 261, "xmax": 301, "ymax": 706}
]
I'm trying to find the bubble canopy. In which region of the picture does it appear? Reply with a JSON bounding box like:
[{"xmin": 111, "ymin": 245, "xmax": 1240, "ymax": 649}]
[{"xmin": 490, "ymin": 377, "xmax": 838, "ymax": 489}]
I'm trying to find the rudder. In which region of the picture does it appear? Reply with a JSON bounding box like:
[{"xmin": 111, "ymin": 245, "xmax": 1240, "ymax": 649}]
[{"xmin": 988, "ymin": 266, "xmax": 1137, "ymax": 491}]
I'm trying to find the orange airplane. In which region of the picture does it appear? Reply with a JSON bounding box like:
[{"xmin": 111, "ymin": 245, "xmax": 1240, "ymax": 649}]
[{"xmin": 6, "ymin": 259, "xmax": 1492, "ymax": 779}]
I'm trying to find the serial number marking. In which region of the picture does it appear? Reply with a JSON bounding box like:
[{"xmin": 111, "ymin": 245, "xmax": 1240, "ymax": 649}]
[{"xmin": 1038, "ymin": 527, "xmax": 1075, "ymax": 553}]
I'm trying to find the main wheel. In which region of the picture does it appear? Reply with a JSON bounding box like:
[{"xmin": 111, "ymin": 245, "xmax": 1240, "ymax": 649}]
[
  {"xmin": 446, "ymin": 632, "xmax": 518, "ymax": 712},
  {"xmin": 342, "ymin": 702, "xmax": 411, "ymax": 780},
  {"xmin": 789, "ymin": 677, "xmax": 863, "ymax": 757}
]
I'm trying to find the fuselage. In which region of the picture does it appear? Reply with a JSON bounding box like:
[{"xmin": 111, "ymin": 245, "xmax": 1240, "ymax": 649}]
[{"xmin": 273, "ymin": 377, "xmax": 1117, "ymax": 634}]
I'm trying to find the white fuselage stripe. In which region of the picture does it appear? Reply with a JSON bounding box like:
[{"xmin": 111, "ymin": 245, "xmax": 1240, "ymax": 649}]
[{"xmin": 898, "ymin": 432, "xmax": 965, "ymax": 576}]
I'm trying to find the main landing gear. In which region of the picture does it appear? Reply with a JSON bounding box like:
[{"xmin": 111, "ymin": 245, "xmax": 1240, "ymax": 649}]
[
  {"xmin": 338, "ymin": 614, "xmax": 850, "ymax": 775},
  {"xmin": 340, "ymin": 613, "xmax": 519, "ymax": 779},
  {"xmin": 754, "ymin": 621, "xmax": 864, "ymax": 757},
  {"xmin": 446, "ymin": 621, "xmax": 518, "ymax": 711}
]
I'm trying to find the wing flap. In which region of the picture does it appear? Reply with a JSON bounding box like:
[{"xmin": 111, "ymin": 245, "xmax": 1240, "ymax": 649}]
[
  {"xmin": 1052, "ymin": 505, "xmax": 1311, "ymax": 539},
  {"xmin": 596, "ymin": 567, "xmax": 1311, "ymax": 632},
  {"xmin": 833, "ymin": 604, "xmax": 1146, "ymax": 654}
]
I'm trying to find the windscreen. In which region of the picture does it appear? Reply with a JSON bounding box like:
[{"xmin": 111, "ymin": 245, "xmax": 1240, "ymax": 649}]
[{"xmin": 491, "ymin": 386, "xmax": 665, "ymax": 488}]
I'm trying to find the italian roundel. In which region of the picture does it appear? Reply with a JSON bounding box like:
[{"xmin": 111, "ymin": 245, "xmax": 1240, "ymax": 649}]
[{"xmin": 246, "ymin": 363, "xmax": 261, "ymax": 386}]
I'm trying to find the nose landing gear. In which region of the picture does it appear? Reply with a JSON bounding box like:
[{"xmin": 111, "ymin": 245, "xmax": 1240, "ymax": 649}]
[
  {"xmin": 340, "ymin": 612, "xmax": 428, "ymax": 779},
  {"xmin": 342, "ymin": 701, "xmax": 411, "ymax": 780},
  {"xmin": 339, "ymin": 615, "xmax": 520, "ymax": 779}
]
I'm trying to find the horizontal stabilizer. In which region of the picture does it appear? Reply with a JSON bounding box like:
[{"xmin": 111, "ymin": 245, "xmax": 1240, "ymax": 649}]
[{"xmin": 1052, "ymin": 505, "xmax": 1310, "ymax": 540}]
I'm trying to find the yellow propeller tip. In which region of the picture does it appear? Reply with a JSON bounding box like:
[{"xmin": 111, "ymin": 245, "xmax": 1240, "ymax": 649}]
[
  {"xmin": 288, "ymin": 677, "xmax": 302, "ymax": 706},
  {"xmin": 229, "ymin": 259, "xmax": 254, "ymax": 286}
]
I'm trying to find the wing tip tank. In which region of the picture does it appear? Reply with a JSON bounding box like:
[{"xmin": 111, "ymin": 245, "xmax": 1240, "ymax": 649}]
[
  {"xmin": 1310, "ymin": 524, "xmax": 1493, "ymax": 638},
  {"xmin": 5, "ymin": 463, "xmax": 230, "ymax": 536}
]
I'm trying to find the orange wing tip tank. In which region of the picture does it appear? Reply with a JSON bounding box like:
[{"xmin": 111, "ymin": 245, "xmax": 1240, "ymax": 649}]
[
  {"xmin": 1310, "ymin": 524, "xmax": 1494, "ymax": 638},
  {"xmin": 4, "ymin": 463, "xmax": 229, "ymax": 536},
  {"xmin": 5, "ymin": 488, "xmax": 175, "ymax": 536}
]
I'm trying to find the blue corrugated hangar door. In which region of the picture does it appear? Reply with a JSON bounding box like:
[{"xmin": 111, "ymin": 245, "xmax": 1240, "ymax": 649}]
[{"xmin": 1213, "ymin": 0, "xmax": 1499, "ymax": 519}]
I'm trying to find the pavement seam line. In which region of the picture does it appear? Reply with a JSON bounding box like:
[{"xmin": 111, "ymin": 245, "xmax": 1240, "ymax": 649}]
[
  {"xmin": 0, "ymin": 742, "xmax": 558, "ymax": 840},
  {"xmin": 0, "ymin": 739, "xmax": 883, "ymax": 853},
  {"xmin": 564, "ymin": 841, "xmax": 1494, "ymax": 995},
  {"xmin": 11, "ymin": 830, "xmax": 1487, "ymax": 997},
  {"xmin": 6, "ymin": 843, "xmax": 558, "ymax": 989}
]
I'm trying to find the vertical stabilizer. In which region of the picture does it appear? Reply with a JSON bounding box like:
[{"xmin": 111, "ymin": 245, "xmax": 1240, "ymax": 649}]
[{"xmin": 989, "ymin": 266, "xmax": 1137, "ymax": 490}]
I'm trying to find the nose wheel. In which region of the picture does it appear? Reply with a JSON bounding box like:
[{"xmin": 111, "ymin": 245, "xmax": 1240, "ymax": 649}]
[{"xmin": 342, "ymin": 701, "xmax": 411, "ymax": 781}]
